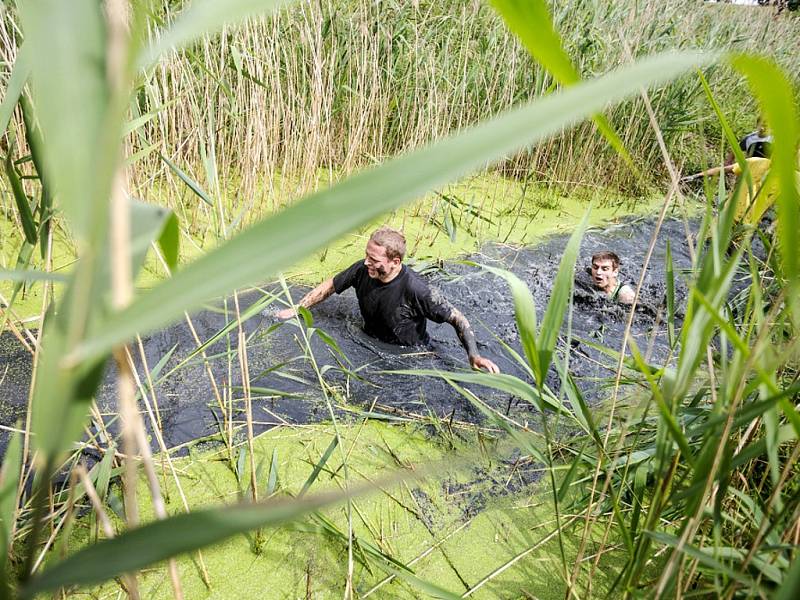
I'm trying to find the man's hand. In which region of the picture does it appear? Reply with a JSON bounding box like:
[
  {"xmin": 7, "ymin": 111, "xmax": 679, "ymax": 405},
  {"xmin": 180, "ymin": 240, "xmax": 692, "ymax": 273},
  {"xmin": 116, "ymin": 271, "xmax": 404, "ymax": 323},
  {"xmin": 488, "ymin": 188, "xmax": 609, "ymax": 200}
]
[
  {"xmin": 470, "ymin": 355, "xmax": 500, "ymax": 374},
  {"xmin": 275, "ymin": 307, "xmax": 297, "ymax": 320}
]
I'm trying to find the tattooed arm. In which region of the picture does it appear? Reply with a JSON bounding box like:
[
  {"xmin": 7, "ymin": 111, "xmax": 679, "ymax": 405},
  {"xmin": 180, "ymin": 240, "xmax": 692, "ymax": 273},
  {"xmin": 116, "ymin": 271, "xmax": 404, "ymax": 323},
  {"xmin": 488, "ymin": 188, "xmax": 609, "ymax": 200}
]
[
  {"xmin": 276, "ymin": 278, "xmax": 335, "ymax": 319},
  {"xmin": 447, "ymin": 308, "xmax": 500, "ymax": 373}
]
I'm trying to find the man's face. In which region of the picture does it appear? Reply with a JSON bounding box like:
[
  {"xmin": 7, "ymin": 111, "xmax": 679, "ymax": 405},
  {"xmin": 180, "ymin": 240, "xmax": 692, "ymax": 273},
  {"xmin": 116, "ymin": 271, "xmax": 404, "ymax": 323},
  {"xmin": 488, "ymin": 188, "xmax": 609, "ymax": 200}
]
[
  {"xmin": 591, "ymin": 258, "xmax": 619, "ymax": 292},
  {"xmin": 364, "ymin": 241, "xmax": 399, "ymax": 280}
]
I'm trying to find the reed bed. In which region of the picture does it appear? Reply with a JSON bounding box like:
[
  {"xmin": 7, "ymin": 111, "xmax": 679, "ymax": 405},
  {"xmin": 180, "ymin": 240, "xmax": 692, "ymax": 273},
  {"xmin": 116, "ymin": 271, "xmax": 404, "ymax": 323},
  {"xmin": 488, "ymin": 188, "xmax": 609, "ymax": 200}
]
[
  {"xmin": 134, "ymin": 0, "xmax": 798, "ymax": 205},
  {"xmin": 1, "ymin": 0, "xmax": 798, "ymax": 237}
]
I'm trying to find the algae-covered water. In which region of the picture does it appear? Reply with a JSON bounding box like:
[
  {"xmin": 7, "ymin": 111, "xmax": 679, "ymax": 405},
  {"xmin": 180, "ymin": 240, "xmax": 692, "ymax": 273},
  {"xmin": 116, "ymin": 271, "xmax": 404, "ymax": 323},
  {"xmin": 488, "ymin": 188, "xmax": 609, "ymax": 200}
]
[{"xmin": 74, "ymin": 421, "xmax": 651, "ymax": 599}]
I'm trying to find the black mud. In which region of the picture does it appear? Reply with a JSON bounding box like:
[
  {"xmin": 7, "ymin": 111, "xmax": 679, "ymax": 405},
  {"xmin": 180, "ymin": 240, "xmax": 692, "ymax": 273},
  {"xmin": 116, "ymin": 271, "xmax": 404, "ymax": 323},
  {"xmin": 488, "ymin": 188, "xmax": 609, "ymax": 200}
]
[{"xmin": 0, "ymin": 216, "xmax": 697, "ymax": 455}]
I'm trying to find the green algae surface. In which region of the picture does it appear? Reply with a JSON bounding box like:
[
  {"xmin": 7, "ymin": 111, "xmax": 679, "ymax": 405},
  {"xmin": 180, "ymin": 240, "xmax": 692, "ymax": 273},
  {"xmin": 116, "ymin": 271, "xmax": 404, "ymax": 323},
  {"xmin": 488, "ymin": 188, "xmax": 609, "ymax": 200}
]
[
  {"xmin": 280, "ymin": 174, "xmax": 663, "ymax": 285},
  {"xmin": 65, "ymin": 421, "xmax": 634, "ymax": 599}
]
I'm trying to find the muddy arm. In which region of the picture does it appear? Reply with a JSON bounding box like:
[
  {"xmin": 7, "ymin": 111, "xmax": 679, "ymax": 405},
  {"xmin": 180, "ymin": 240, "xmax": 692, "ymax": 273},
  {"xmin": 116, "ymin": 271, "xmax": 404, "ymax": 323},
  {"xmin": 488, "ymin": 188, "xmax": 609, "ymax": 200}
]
[
  {"xmin": 276, "ymin": 278, "xmax": 334, "ymax": 319},
  {"xmin": 447, "ymin": 308, "xmax": 499, "ymax": 373}
]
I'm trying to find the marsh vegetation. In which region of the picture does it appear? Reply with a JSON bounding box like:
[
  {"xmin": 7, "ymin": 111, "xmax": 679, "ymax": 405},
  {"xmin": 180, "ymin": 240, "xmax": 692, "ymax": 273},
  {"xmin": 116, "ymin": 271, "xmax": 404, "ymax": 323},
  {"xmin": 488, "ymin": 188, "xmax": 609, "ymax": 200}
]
[{"xmin": 0, "ymin": 0, "xmax": 799, "ymax": 598}]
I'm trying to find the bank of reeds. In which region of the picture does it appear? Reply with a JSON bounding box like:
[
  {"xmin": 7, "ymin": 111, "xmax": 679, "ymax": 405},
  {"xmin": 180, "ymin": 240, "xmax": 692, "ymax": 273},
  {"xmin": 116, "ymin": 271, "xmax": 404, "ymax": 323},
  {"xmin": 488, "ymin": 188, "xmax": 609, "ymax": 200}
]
[{"xmin": 2, "ymin": 0, "xmax": 800, "ymax": 231}]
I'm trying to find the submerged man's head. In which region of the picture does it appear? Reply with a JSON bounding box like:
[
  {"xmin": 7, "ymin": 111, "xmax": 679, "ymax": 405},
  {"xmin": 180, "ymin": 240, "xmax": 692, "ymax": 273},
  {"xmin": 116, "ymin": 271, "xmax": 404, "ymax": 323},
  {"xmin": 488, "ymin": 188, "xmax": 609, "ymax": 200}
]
[
  {"xmin": 591, "ymin": 251, "xmax": 621, "ymax": 295},
  {"xmin": 365, "ymin": 227, "xmax": 406, "ymax": 282}
]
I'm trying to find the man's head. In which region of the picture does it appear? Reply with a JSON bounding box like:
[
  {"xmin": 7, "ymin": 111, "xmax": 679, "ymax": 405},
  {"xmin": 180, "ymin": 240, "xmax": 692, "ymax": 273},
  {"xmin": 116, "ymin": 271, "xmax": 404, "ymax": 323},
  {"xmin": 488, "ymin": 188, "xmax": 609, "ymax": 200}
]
[
  {"xmin": 365, "ymin": 227, "xmax": 405, "ymax": 282},
  {"xmin": 756, "ymin": 116, "xmax": 769, "ymax": 137},
  {"xmin": 591, "ymin": 251, "xmax": 620, "ymax": 294}
]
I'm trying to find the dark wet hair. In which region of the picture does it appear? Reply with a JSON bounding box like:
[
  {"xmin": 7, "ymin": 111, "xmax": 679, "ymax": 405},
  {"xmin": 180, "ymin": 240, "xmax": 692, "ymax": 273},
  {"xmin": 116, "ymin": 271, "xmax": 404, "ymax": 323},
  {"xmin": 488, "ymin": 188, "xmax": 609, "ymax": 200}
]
[
  {"xmin": 592, "ymin": 251, "xmax": 620, "ymax": 269},
  {"xmin": 369, "ymin": 227, "xmax": 406, "ymax": 260}
]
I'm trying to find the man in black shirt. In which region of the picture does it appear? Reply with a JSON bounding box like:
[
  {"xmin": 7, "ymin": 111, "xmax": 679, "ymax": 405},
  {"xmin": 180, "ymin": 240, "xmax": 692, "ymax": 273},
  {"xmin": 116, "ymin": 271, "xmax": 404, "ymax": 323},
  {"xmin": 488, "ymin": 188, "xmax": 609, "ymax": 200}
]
[{"xmin": 276, "ymin": 227, "xmax": 499, "ymax": 373}]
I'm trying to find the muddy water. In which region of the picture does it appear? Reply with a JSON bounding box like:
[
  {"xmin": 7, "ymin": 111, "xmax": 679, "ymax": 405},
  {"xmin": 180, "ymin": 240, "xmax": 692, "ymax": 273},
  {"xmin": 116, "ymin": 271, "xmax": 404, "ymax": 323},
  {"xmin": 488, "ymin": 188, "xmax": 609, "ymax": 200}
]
[{"xmin": 0, "ymin": 216, "xmax": 696, "ymax": 454}]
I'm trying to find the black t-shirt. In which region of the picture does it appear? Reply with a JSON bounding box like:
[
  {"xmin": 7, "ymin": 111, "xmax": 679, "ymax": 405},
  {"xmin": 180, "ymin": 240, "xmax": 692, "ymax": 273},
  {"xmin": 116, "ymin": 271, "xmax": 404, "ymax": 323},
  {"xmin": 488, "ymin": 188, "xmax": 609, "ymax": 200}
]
[
  {"xmin": 332, "ymin": 261, "xmax": 453, "ymax": 345},
  {"xmin": 739, "ymin": 131, "xmax": 772, "ymax": 158}
]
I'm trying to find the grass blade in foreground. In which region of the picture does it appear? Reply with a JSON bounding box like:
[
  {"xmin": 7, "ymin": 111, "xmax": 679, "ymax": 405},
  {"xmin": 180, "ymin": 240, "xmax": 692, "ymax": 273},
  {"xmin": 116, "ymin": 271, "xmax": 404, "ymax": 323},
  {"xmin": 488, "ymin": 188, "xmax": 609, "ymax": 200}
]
[
  {"xmin": 392, "ymin": 369, "xmax": 563, "ymax": 413},
  {"xmin": 18, "ymin": 0, "xmax": 110, "ymax": 239},
  {"xmin": 0, "ymin": 270, "xmax": 69, "ymax": 283},
  {"xmin": 536, "ymin": 210, "xmax": 589, "ymax": 385},
  {"xmin": 4, "ymin": 143, "xmax": 38, "ymax": 245},
  {"xmin": 491, "ymin": 0, "xmax": 634, "ymax": 168},
  {"xmin": 72, "ymin": 51, "xmax": 716, "ymax": 364},
  {"xmin": 20, "ymin": 483, "xmax": 375, "ymax": 597},
  {"xmin": 0, "ymin": 44, "xmax": 30, "ymax": 136},
  {"xmin": 0, "ymin": 431, "xmax": 22, "ymax": 597}
]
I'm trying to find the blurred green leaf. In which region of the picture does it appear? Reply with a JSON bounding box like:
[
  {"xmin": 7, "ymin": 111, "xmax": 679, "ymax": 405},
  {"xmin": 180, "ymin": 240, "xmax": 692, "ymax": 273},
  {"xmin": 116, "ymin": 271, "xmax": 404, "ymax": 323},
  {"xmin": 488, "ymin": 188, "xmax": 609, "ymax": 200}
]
[
  {"xmin": 775, "ymin": 554, "xmax": 800, "ymax": 600},
  {"xmin": 130, "ymin": 199, "xmax": 180, "ymax": 274},
  {"xmin": 32, "ymin": 333, "xmax": 107, "ymax": 460},
  {"xmin": 4, "ymin": 144, "xmax": 38, "ymax": 245},
  {"xmin": 0, "ymin": 270, "xmax": 68, "ymax": 284},
  {"xmin": 21, "ymin": 481, "xmax": 380, "ymax": 597},
  {"xmin": 0, "ymin": 44, "xmax": 30, "ymax": 136},
  {"xmin": 19, "ymin": 0, "xmax": 110, "ymax": 240},
  {"xmin": 12, "ymin": 245, "xmax": 33, "ymax": 300},
  {"xmin": 30, "ymin": 198, "xmax": 173, "ymax": 462},
  {"xmin": 0, "ymin": 430, "xmax": 22, "ymax": 596}
]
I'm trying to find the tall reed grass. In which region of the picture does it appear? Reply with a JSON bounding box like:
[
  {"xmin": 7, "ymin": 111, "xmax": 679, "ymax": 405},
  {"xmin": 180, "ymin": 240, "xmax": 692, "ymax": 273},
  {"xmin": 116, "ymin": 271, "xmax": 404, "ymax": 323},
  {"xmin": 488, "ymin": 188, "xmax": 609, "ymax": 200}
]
[
  {"xmin": 1, "ymin": 0, "xmax": 798, "ymax": 230},
  {"xmin": 137, "ymin": 0, "xmax": 798, "ymax": 200}
]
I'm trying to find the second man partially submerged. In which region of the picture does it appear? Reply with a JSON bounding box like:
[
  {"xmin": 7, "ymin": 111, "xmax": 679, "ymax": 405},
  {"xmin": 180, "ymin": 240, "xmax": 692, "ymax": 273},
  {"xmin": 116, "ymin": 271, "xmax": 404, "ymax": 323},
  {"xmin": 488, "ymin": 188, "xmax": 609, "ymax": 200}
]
[
  {"xmin": 590, "ymin": 251, "xmax": 635, "ymax": 304},
  {"xmin": 276, "ymin": 227, "xmax": 500, "ymax": 373}
]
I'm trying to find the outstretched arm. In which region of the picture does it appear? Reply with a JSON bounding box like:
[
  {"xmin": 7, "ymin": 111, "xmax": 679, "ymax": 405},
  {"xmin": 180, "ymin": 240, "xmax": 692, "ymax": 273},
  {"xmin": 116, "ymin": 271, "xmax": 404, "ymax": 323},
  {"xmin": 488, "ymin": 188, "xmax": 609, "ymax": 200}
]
[
  {"xmin": 276, "ymin": 278, "xmax": 335, "ymax": 319},
  {"xmin": 681, "ymin": 163, "xmax": 736, "ymax": 182},
  {"xmin": 447, "ymin": 308, "xmax": 500, "ymax": 373}
]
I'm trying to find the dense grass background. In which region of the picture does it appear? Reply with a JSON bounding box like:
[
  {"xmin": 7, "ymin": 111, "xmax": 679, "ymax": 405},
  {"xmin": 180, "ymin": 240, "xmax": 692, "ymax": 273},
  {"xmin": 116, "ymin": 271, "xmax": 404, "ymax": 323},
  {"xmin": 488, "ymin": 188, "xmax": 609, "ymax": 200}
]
[{"xmin": 1, "ymin": 0, "xmax": 799, "ymax": 228}]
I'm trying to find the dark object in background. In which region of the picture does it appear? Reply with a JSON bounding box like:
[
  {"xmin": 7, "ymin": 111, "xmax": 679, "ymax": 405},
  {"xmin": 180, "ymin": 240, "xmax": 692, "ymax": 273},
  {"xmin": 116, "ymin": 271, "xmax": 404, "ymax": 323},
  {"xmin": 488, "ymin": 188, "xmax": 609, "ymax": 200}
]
[
  {"xmin": 757, "ymin": 1, "xmax": 799, "ymax": 11},
  {"xmin": 739, "ymin": 131, "xmax": 772, "ymax": 158}
]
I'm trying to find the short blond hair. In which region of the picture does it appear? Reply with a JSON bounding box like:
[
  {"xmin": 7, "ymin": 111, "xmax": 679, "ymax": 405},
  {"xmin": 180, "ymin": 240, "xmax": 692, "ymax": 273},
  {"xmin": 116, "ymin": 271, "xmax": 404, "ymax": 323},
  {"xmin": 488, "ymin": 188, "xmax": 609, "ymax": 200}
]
[{"xmin": 369, "ymin": 227, "xmax": 406, "ymax": 260}]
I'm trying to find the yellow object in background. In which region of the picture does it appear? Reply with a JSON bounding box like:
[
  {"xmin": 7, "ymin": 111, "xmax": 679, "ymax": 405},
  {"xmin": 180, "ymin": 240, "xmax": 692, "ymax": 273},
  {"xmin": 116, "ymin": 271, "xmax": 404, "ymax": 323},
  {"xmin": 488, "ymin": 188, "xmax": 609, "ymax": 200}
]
[
  {"xmin": 731, "ymin": 157, "xmax": 775, "ymax": 225},
  {"xmin": 730, "ymin": 157, "xmax": 800, "ymax": 226}
]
